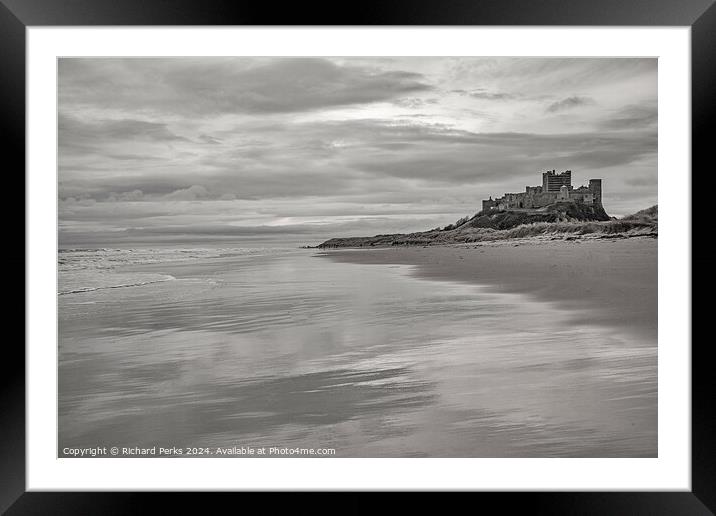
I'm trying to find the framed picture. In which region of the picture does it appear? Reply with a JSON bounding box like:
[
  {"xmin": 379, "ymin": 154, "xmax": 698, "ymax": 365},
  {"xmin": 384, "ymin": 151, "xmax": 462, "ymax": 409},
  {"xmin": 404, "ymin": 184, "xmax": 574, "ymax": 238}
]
[{"xmin": 6, "ymin": 0, "xmax": 712, "ymax": 511}]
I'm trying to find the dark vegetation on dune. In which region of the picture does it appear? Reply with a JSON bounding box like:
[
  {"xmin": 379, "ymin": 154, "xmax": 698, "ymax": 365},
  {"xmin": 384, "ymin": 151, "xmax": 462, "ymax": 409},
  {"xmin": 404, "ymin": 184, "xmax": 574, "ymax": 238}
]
[
  {"xmin": 451, "ymin": 202, "xmax": 610, "ymax": 230},
  {"xmin": 318, "ymin": 203, "xmax": 657, "ymax": 248},
  {"xmin": 621, "ymin": 205, "xmax": 658, "ymax": 222}
]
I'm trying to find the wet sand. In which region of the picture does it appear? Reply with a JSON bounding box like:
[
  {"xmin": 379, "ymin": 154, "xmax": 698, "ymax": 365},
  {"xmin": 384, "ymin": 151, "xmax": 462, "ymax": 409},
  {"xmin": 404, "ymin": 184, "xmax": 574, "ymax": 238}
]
[
  {"xmin": 59, "ymin": 242, "xmax": 657, "ymax": 457},
  {"xmin": 320, "ymin": 237, "xmax": 657, "ymax": 341}
]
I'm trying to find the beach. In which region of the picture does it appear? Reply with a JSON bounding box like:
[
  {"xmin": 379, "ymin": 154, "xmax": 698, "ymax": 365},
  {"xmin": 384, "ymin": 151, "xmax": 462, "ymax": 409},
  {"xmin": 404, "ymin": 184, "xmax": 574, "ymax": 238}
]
[
  {"xmin": 58, "ymin": 238, "xmax": 657, "ymax": 457},
  {"xmin": 320, "ymin": 237, "xmax": 657, "ymax": 341}
]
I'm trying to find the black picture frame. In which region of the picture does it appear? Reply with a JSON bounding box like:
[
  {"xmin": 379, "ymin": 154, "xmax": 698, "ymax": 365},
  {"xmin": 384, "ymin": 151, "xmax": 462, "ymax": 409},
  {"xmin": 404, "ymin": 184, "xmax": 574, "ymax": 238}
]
[{"xmin": 4, "ymin": 0, "xmax": 712, "ymax": 512}]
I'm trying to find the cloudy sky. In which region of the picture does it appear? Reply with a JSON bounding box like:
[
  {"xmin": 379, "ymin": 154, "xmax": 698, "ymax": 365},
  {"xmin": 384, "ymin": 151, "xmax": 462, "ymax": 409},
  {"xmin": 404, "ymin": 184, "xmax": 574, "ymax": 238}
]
[{"xmin": 58, "ymin": 57, "xmax": 657, "ymax": 246}]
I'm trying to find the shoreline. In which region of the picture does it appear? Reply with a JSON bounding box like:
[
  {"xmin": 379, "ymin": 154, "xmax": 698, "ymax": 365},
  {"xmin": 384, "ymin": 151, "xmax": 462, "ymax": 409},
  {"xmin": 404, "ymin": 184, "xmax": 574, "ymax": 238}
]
[{"xmin": 318, "ymin": 236, "xmax": 657, "ymax": 341}]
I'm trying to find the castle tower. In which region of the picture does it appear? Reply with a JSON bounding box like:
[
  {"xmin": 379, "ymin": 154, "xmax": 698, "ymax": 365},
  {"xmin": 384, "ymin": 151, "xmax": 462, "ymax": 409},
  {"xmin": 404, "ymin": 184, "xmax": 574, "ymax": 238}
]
[
  {"xmin": 588, "ymin": 179, "xmax": 602, "ymax": 205},
  {"xmin": 542, "ymin": 170, "xmax": 572, "ymax": 192},
  {"xmin": 482, "ymin": 196, "xmax": 497, "ymax": 212}
]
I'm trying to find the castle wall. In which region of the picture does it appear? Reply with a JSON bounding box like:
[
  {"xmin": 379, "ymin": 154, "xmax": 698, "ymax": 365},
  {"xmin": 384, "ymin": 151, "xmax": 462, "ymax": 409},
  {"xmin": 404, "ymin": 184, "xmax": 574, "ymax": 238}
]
[
  {"xmin": 526, "ymin": 192, "xmax": 558, "ymax": 208},
  {"xmin": 482, "ymin": 171, "xmax": 602, "ymax": 212},
  {"xmin": 496, "ymin": 191, "xmax": 558, "ymax": 209}
]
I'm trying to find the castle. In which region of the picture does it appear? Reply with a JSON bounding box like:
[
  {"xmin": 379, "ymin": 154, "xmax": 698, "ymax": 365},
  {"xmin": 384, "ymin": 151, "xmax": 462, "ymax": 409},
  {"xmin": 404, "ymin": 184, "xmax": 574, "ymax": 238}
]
[{"xmin": 482, "ymin": 170, "xmax": 602, "ymax": 212}]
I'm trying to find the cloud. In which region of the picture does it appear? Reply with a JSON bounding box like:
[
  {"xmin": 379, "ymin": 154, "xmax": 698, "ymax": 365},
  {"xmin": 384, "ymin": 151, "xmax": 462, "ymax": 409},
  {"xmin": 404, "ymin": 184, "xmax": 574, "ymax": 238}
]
[
  {"xmin": 107, "ymin": 189, "xmax": 144, "ymax": 202},
  {"xmin": 599, "ymin": 103, "xmax": 657, "ymax": 130},
  {"xmin": 124, "ymin": 224, "xmax": 318, "ymax": 237},
  {"xmin": 59, "ymin": 116, "xmax": 656, "ymax": 203},
  {"xmin": 624, "ymin": 174, "xmax": 658, "ymax": 187},
  {"xmin": 320, "ymin": 121, "xmax": 657, "ymax": 183},
  {"xmin": 198, "ymin": 134, "xmax": 223, "ymax": 144},
  {"xmin": 452, "ymin": 89, "xmax": 514, "ymax": 100},
  {"xmin": 546, "ymin": 96, "xmax": 595, "ymax": 113},
  {"xmin": 106, "ymin": 153, "xmax": 165, "ymax": 162},
  {"xmin": 59, "ymin": 114, "xmax": 188, "ymax": 145},
  {"xmin": 447, "ymin": 58, "xmax": 656, "ymax": 100},
  {"xmin": 60, "ymin": 197, "xmax": 96, "ymax": 207},
  {"xmin": 59, "ymin": 58, "xmax": 432, "ymax": 116},
  {"xmin": 163, "ymin": 185, "xmax": 211, "ymax": 201},
  {"xmin": 393, "ymin": 97, "xmax": 440, "ymax": 108}
]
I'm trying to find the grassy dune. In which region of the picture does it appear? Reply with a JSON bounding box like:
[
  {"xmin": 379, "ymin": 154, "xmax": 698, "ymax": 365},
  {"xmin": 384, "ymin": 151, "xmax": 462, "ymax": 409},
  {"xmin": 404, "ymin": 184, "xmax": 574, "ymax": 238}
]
[{"xmin": 318, "ymin": 205, "xmax": 657, "ymax": 248}]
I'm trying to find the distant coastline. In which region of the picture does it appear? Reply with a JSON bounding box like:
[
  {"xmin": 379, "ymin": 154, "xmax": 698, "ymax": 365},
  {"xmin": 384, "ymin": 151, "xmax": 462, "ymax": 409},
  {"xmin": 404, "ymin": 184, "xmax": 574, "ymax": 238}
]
[{"xmin": 318, "ymin": 204, "xmax": 657, "ymax": 249}]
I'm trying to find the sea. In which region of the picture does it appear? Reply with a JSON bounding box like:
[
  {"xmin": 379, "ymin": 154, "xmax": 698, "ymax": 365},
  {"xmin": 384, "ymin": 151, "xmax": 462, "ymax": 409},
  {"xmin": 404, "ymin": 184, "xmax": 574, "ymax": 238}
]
[{"xmin": 58, "ymin": 244, "xmax": 657, "ymax": 457}]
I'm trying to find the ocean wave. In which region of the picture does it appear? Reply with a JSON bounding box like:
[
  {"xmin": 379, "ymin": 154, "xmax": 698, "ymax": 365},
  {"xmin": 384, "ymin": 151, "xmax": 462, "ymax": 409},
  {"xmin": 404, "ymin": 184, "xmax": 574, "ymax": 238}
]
[
  {"xmin": 59, "ymin": 275, "xmax": 175, "ymax": 296},
  {"xmin": 58, "ymin": 246, "xmax": 294, "ymax": 272}
]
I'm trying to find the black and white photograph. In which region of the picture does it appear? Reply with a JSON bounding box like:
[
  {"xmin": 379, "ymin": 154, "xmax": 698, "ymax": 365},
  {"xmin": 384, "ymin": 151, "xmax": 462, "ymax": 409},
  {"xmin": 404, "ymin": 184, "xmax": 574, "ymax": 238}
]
[{"xmin": 58, "ymin": 56, "xmax": 658, "ymax": 459}]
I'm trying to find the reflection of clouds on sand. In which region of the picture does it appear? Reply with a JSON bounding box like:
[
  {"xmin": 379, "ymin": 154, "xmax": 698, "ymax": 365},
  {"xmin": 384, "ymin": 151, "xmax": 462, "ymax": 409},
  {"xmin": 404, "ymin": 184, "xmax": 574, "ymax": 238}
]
[{"xmin": 59, "ymin": 247, "xmax": 656, "ymax": 457}]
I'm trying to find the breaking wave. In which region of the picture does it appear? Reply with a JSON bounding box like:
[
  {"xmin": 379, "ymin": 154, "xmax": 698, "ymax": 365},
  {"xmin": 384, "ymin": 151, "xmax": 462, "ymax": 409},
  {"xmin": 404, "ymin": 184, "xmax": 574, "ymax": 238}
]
[{"xmin": 59, "ymin": 275, "xmax": 175, "ymax": 296}]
